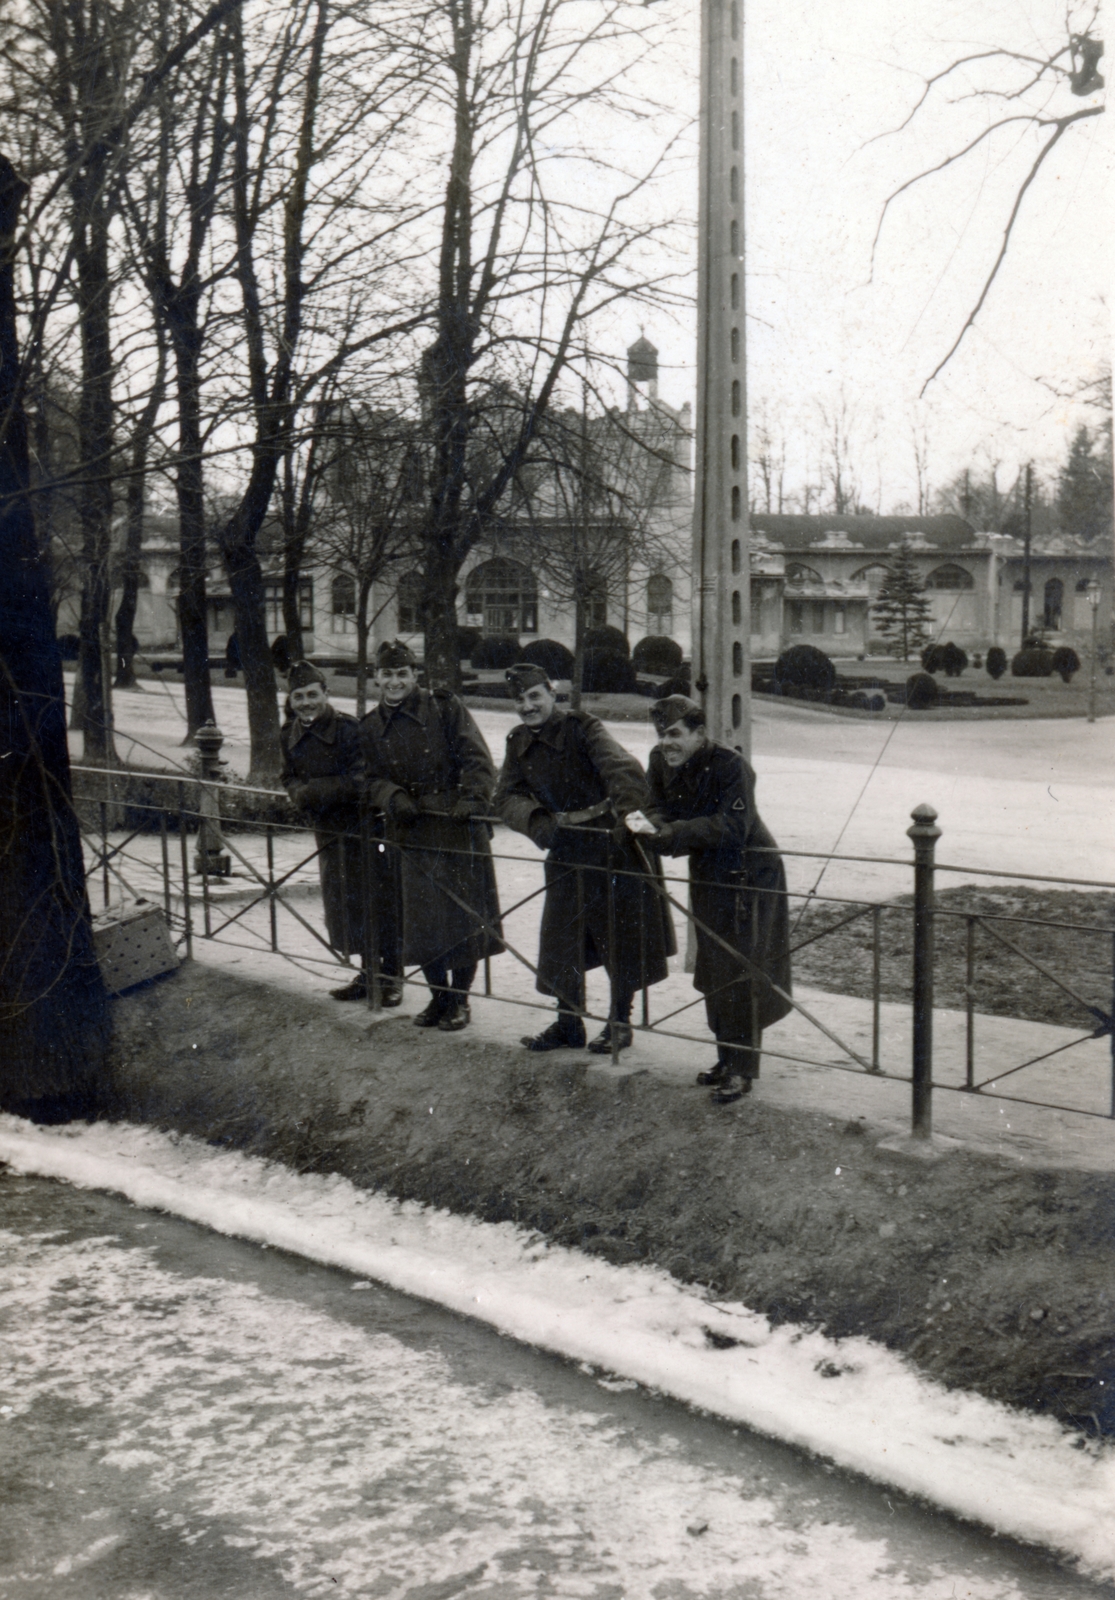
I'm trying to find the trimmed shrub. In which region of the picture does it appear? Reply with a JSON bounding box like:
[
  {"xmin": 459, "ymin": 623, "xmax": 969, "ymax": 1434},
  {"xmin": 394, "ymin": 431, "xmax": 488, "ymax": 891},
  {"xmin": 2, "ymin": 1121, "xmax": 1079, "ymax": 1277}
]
[
  {"xmin": 940, "ymin": 642, "xmax": 968, "ymax": 677},
  {"xmin": 658, "ymin": 671, "xmax": 692, "ymax": 698},
  {"xmin": 922, "ymin": 641, "xmax": 968, "ymax": 677},
  {"xmin": 1051, "ymin": 646, "xmax": 1081, "ymax": 683},
  {"xmin": 519, "ymin": 638, "xmax": 574, "ymax": 680},
  {"xmin": 986, "ymin": 646, "xmax": 1007, "ymax": 680},
  {"xmin": 583, "ymin": 624, "xmax": 630, "ymax": 659},
  {"xmin": 581, "ymin": 647, "xmax": 637, "ymax": 694},
  {"xmin": 456, "ymin": 626, "xmax": 482, "ymax": 662},
  {"xmin": 57, "ymin": 633, "xmax": 81, "ymax": 661},
  {"xmin": 471, "ymin": 634, "xmax": 521, "ymax": 669},
  {"xmin": 632, "ymin": 634, "xmax": 683, "ymax": 676},
  {"xmin": 773, "ymin": 643, "xmax": 836, "ymax": 693},
  {"xmin": 905, "ymin": 671, "xmax": 939, "ymax": 709},
  {"xmin": 864, "ymin": 690, "xmax": 886, "ymax": 712},
  {"xmin": 971, "ymin": 652, "xmax": 983, "ymax": 670},
  {"xmin": 1011, "ymin": 648, "xmax": 1054, "ymax": 678}
]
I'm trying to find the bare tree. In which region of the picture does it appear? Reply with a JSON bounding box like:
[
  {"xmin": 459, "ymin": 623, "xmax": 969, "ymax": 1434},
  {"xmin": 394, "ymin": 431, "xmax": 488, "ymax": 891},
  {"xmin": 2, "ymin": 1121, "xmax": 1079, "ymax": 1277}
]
[
  {"xmin": 311, "ymin": 404, "xmax": 424, "ymax": 714},
  {"xmin": 0, "ymin": 153, "xmax": 109, "ymax": 1116},
  {"xmin": 749, "ymin": 402, "xmax": 786, "ymax": 515},
  {"xmin": 400, "ymin": 0, "xmax": 688, "ymax": 690},
  {"xmin": 872, "ymin": 10, "xmax": 1104, "ymax": 388}
]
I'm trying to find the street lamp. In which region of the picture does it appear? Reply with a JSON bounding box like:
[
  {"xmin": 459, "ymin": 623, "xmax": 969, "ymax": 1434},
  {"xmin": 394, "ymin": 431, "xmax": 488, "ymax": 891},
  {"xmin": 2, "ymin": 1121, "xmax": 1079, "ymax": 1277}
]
[{"xmin": 1086, "ymin": 578, "xmax": 1101, "ymax": 724}]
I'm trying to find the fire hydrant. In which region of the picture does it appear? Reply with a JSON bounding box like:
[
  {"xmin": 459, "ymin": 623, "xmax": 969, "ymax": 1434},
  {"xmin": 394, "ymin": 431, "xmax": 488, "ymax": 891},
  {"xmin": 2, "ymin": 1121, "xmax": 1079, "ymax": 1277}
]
[{"xmin": 194, "ymin": 720, "xmax": 232, "ymax": 878}]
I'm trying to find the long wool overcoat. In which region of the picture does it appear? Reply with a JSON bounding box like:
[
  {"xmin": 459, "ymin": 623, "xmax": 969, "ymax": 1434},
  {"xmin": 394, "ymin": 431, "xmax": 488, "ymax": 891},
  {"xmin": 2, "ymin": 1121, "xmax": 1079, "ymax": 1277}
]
[
  {"xmin": 281, "ymin": 705, "xmax": 371, "ymax": 959},
  {"xmin": 646, "ymin": 740, "xmax": 792, "ymax": 1040},
  {"xmin": 495, "ymin": 708, "xmax": 675, "ymax": 1001},
  {"xmin": 360, "ymin": 688, "xmax": 503, "ymax": 969}
]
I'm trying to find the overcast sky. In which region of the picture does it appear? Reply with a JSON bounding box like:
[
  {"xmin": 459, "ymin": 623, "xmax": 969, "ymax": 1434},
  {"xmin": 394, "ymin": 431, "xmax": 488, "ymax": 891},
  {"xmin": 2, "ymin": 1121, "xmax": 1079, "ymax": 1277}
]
[{"xmin": 595, "ymin": 0, "xmax": 1112, "ymax": 516}]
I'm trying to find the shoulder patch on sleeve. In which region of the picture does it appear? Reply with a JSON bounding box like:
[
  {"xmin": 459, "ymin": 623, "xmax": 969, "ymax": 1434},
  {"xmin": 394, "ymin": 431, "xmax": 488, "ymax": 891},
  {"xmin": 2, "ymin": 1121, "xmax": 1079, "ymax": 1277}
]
[{"xmin": 731, "ymin": 797, "xmax": 746, "ymax": 812}]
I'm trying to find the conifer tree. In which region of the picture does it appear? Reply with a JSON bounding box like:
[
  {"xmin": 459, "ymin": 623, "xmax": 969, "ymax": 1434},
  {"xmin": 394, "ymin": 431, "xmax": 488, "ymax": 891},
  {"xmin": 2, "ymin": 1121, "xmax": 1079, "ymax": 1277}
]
[
  {"xmin": 1057, "ymin": 426, "xmax": 1113, "ymax": 542},
  {"xmin": 871, "ymin": 546, "xmax": 934, "ymax": 660}
]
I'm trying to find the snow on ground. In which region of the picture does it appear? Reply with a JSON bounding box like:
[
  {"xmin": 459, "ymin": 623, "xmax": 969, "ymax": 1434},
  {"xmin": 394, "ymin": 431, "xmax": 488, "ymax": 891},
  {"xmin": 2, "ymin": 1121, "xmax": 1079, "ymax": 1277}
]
[
  {"xmin": 2, "ymin": 1115, "xmax": 1113, "ymax": 1584},
  {"xmin": 70, "ymin": 674, "xmax": 1115, "ymax": 901}
]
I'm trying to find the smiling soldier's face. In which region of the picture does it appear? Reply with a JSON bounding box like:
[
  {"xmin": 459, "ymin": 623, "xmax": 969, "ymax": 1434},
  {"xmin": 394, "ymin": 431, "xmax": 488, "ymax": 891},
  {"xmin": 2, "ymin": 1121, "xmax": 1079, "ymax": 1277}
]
[
  {"xmin": 515, "ymin": 684, "xmax": 555, "ymax": 728},
  {"xmin": 659, "ymin": 719, "xmax": 706, "ymax": 768},
  {"xmin": 378, "ymin": 666, "xmax": 418, "ymax": 706},
  {"xmin": 290, "ymin": 684, "xmax": 328, "ymax": 727}
]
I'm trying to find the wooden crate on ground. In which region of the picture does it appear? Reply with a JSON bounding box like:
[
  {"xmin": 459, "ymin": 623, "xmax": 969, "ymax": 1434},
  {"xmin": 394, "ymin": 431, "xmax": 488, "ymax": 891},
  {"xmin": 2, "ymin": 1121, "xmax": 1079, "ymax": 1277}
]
[{"xmin": 91, "ymin": 898, "xmax": 179, "ymax": 994}]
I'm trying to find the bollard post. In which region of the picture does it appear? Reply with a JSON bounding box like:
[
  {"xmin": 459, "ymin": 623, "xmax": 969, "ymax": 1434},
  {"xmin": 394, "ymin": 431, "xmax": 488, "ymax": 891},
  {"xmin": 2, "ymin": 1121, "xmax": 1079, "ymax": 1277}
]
[
  {"xmin": 193, "ymin": 721, "xmax": 232, "ymax": 879},
  {"xmin": 178, "ymin": 781, "xmax": 193, "ymax": 959},
  {"xmin": 907, "ymin": 803, "xmax": 941, "ymax": 1140}
]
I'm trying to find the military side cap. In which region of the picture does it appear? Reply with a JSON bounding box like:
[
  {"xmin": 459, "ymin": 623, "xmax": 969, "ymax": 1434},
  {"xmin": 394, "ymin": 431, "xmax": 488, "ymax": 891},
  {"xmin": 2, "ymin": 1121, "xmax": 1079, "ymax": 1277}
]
[
  {"xmin": 288, "ymin": 660, "xmax": 326, "ymax": 690},
  {"xmin": 377, "ymin": 638, "xmax": 418, "ymax": 669},
  {"xmin": 650, "ymin": 693, "xmax": 705, "ymax": 735},
  {"xmin": 505, "ymin": 662, "xmax": 551, "ymax": 694}
]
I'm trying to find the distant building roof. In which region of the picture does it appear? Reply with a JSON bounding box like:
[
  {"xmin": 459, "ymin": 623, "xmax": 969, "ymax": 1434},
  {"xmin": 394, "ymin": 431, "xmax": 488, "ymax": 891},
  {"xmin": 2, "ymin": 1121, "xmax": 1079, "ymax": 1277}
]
[
  {"xmin": 627, "ymin": 335, "xmax": 658, "ymax": 384},
  {"xmin": 750, "ymin": 514, "xmax": 976, "ymax": 552}
]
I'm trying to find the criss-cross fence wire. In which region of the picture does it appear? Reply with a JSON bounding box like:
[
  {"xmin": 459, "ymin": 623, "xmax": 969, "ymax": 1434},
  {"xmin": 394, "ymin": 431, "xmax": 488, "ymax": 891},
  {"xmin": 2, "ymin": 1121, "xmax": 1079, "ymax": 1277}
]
[{"xmin": 70, "ymin": 765, "xmax": 1115, "ymax": 1138}]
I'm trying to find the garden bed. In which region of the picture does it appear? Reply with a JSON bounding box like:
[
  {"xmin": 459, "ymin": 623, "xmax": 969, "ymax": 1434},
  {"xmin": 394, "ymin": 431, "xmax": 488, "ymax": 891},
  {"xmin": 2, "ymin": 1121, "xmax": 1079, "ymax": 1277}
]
[{"xmin": 792, "ymin": 886, "xmax": 1115, "ymax": 1033}]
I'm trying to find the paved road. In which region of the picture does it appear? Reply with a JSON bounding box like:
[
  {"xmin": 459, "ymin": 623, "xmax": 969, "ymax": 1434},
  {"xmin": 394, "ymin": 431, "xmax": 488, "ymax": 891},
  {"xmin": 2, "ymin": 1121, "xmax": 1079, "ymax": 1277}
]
[{"xmin": 2, "ymin": 1171, "xmax": 1108, "ymax": 1599}]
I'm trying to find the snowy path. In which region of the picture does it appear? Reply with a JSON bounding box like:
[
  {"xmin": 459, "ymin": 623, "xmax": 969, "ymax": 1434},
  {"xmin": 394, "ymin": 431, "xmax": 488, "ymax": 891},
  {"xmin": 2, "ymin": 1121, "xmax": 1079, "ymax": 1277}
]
[{"xmin": 2, "ymin": 1125, "xmax": 1113, "ymax": 1596}]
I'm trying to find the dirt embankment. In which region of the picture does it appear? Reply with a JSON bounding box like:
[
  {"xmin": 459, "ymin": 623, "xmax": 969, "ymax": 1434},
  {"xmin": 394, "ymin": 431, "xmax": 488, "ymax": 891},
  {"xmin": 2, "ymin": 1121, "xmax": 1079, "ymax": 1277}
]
[{"xmin": 106, "ymin": 962, "xmax": 1115, "ymax": 1439}]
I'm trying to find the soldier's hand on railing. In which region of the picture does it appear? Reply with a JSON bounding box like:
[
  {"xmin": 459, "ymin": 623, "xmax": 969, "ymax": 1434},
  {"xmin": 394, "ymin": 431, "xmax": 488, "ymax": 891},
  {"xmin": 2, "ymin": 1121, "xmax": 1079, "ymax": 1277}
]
[
  {"xmin": 527, "ymin": 810, "xmax": 558, "ymax": 850},
  {"xmin": 450, "ymin": 795, "xmax": 487, "ymax": 820},
  {"xmin": 641, "ymin": 822, "xmax": 676, "ymax": 852},
  {"xmin": 389, "ymin": 790, "xmax": 419, "ymax": 824}
]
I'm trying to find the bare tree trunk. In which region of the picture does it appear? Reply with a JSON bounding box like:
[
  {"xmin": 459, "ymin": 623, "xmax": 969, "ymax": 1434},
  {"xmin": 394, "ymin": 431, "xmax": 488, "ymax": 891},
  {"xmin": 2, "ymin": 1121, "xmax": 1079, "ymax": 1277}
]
[
  {"xmin": 279, "ymin": 445, "xmax": 306, "ymax": 662},
  {"xmin": 571, "ymin": 590, "xmax": 585, "ymax": 711},
  {"xmin": 355, "ymin": 575, "xmax": 371, "ymax": 717},
  {"xmin": 170, "ymin": 303, "xmax": 215, "ymax": 738},
  {"xmin": 0, "ymin": 155, "xmax": 109, "ymax": 1118},
  {"xmin": 115, "ymin": 333, "xmax": 167, "ymax": 686},
  {"xmin": 74, "ymin": 198, "xmax": 116, "ymax": 764}
]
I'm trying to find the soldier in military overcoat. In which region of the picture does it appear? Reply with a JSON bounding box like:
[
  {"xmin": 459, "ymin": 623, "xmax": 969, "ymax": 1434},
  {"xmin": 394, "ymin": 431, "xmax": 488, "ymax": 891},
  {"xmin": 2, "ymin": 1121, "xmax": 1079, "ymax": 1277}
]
[
  {"xmin": 642, "ymin": 694, "xmax": 792, "ymax": 1102},
  {"xmin": 494, "ymin": 663, "xmax": 675, "ymax": 1052},
  {"xmin": 360, "ymin": 640, "xmax": 503, "ymax": 1031},
  {"xmin": 280, "ymin": 661, "xmax": 401, "ymax": 1003}
]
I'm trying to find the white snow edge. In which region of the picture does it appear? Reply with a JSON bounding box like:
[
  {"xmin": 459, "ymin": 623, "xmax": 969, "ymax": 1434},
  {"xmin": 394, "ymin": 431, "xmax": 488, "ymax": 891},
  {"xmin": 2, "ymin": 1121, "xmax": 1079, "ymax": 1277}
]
[{"xmin": 2, "ymin": 1114, "xmax": 1112, "ymax": 1581}]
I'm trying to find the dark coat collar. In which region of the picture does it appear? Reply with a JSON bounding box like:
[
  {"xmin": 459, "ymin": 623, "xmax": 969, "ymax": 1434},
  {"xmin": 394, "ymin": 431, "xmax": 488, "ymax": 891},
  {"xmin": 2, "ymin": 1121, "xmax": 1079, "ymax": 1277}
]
[
  {"xmin": 288, "ymin": 703, "xmax": 338, "ymax": 749},
  {"xmin": 519, "ymin": 709, "xmax": 566, "ymax": 749},
  {"xmin": 377, "ymin": 687, "xmax": 428, "ymax": 728}
]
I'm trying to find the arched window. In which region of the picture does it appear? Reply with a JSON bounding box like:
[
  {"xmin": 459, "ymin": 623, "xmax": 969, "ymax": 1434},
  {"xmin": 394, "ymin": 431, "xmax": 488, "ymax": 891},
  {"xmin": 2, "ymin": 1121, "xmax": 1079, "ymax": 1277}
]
[
  {"xmin": 785, "ymin": 562, "xmax": 822, "ymax": 586},
  {"xmin": 1043, "ymin": 577, "xmax": 1063, "ymax": 630},
  {"xmin": 646, "ymin": 573, "xmax": 673, "ymax": 632},
  {"xmin": 852, "ymin": 562, "xmax": 890, "ymax": 596},
  {"xmin": 925, "ymin": 564, "xmax": 974, "ymax": 591},
  {"xmin": 464, "ymin": 557, "xmax": 538, "ymax": 635},
  {"xmin": 330, "ymin": 572, "xmax": 356, "ymax": 634},
  {"xmin": 396, "ymin": 570, "xmax": 423, "ymax": 633}
]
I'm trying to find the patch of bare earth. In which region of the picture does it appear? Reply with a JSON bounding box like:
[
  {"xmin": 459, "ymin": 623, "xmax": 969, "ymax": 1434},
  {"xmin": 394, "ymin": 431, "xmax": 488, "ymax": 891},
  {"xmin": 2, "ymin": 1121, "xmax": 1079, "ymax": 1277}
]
[{"xmin": 792, "ymin": 887, "xmax": 1115, "ymax": 1033}]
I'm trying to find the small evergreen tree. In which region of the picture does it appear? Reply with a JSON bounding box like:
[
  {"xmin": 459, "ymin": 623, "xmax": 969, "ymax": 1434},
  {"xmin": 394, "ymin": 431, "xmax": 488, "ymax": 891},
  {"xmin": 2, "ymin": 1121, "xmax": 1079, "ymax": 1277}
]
[
  {"xmin": 870, "ymin": 547, "xmax": 934, "ymax": 660},
  {"xmin": 1057, "ymin": 425, "xmax": 1113, "ymax": 542}
]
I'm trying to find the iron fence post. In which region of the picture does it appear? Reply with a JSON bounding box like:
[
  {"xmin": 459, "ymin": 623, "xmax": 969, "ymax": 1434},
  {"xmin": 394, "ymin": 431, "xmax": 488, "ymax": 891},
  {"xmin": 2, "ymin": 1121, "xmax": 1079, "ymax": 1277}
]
[
  {"xmin": 607, "ymin": 834, "xmax": 619, "ymax": 1063},
  {"xmin": 871, "ymin": 905, "xmax": 881, "ymax": 1072},
  {"xmin": 908, "ymin": 803, "xmax": 941, "ymax": 1140},
  {"xmin": 361, "ymin": 812, "xmax": 381, "ymax": 1013},
  {"xmin": 160, "ymin": 812, "xmax": 171, "ymax": 924},
  {"xmin": 965, "ymin": 915, "xmax": 976, "ymax": 1090},
  {"xmin": 99, "ymin": 799, "xmax": 110, "ymax": 907},
  {"xmin": 178, "ymin": 781, "xmax": 193, "ymax": 959},
  {"xmin": 266, "ymin": 825, "xmax": 278, "ymax": 952},
  {"xmin": 1110, "ymin": 930, "xmax": 1115, "ymax": 1119}
]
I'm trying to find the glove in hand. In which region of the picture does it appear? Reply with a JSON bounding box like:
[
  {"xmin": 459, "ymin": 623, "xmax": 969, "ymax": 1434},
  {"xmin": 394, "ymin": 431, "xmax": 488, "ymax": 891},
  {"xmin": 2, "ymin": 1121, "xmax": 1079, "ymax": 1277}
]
[
  {"xmin": 643, "ymin": 822, "xmax": 676, "ymax": 852},
  {"xmin": 390, "ymin": 790, "xmax": 419, "ymax": 823},
  {"xmin": 451, "ymin": 795, "xmax": 486, "ymax": 820},
  {"xmin": 528, "ymin": 811, "xmax": 558, "ymax": 851}
]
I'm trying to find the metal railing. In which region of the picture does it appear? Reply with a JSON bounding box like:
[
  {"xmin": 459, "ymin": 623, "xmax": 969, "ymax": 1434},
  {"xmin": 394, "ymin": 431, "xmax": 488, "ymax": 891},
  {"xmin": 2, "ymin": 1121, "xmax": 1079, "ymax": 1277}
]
[{"xmin": 71, "ymin": 753, "xmax": 1115, "ymax": 1144}]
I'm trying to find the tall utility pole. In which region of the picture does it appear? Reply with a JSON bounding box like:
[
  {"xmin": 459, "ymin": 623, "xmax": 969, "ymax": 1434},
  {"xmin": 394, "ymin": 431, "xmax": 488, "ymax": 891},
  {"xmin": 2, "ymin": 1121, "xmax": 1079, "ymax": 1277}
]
[
  {"xmin": 1021, "ymin": 462, "xmax": 1033, "ymax": 644},
  {"xmin": 692, "ymin": 0, "xmax": 748, "ymax": 755}
]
